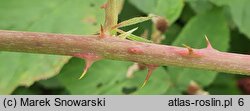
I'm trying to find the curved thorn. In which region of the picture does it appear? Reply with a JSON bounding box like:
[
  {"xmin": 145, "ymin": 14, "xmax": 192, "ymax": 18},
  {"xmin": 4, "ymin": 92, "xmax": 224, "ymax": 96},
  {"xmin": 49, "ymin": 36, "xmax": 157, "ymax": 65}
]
[
  {"xmin": 205, "ymin": 35, "xmax": 213, "ymax": 49},
  {"xmin": 79, "ymin": 60, "xmax": 93, "ymax": 79},
  {"xmin": 141, "ymin": 65, "xmax": 157, "ymax": 88},
  {"xmin": 141, "ymin": 81, "xmax": 147, "ymax": 88},
  {"xmin": 99, "ymin": 25, "xmax": 105, "ymax": 38},
  {"xmin": 79, "ymin": 67, "xmax": 88, "ymax": 79},
  {"xmin": 182, "ymin": 44, "xmax": 193, "ymax": 55}
]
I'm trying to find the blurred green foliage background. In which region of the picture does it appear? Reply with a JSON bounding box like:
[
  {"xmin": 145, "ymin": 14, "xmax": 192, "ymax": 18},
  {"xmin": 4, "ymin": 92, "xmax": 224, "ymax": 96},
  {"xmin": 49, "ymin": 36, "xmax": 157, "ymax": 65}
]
[{"xmin": 0, "ymin": 0, "xmax": 249, "ymax": 95}]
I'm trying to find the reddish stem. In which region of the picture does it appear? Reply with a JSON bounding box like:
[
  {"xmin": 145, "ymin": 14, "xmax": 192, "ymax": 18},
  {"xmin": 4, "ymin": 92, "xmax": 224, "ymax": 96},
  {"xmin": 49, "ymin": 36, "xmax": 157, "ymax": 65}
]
[{"xmin": 0, "ymin": 30, "xmax": 250, "ymax": 75}]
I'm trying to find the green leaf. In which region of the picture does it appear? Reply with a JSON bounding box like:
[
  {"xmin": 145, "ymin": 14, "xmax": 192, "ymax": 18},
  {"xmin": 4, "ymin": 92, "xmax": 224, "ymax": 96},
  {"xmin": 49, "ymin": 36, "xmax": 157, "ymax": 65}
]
[
  {"xmin": 187, "ymin": 0, "xmax": 214, "ymax": 14},
  {"xmin": 116, "ymin": 29, "xmax": 152, "ymax": 43},
  {"xmin": 57, "ymin": 58, "xmax": 174, "ymax": 94},
  {"xmin": 57, "ymin": 59, "xmax": 131, "ymax": 94},
  {"xmin": 162, "ymin": 24, "xmax": 182, "ymax": 45},
  {"xmin": 168, "ymin": 8, "xmax": 230, "ymax": 91},
  {"xmin": 210, "ymin": 0, "xmax": 250, "ymax": 39},
  {"xmin": 12, "ymin": 84, "xmax": 43, "ymax": 95},
  {"xmin": 114, "ymin": 16, "xmax": 152, "ymax": 29},
  {"xmin": 117, "ymin": 27, "xmax": 138, "ymax": 39},
  {"xmin": 209, "ymin": 0, "xmax": 230, "ymax": 6},
  {"xmin": 0, "ymin": 0, "xmax": 105, "ymax": 94},
  {"xmin": 129, "ymin": 0, "xmax": 184, "ymax": 25},
  {"xmin": 104, "ymin": 66, "xmax": 172, "ymax": 95},
  {"xmin": 0, "ymin": 52, "xmax": 70, "ymax": 94},
  {"xmin": 128, "ymin": 0, "xmax": 157, "ymax": 14},
  {"xmin": 126, "ymin": 34, "xmax": 153, "ymax": 43},
  {"xmin": 207, "ymin": 74, "xmax": 241, "ymax": 95},
  {"xmin": 38, "ymin": 77, "xmax": 64, "ymax": 89}
]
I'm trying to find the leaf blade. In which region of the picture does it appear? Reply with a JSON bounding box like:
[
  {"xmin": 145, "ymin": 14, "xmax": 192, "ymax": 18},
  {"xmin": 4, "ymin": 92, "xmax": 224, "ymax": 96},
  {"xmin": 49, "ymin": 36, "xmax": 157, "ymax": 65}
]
[{"xmin": 0, "ymin": 0, "xmax": 105, "ymax": 94}]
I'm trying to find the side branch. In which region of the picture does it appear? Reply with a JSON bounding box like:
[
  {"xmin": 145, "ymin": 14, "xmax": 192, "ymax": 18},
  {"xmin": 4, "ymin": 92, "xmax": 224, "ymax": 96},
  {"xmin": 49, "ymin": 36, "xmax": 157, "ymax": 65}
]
[{"xmin": 0, "ymin": 30, "xmax": 250, "ymax": 75}]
